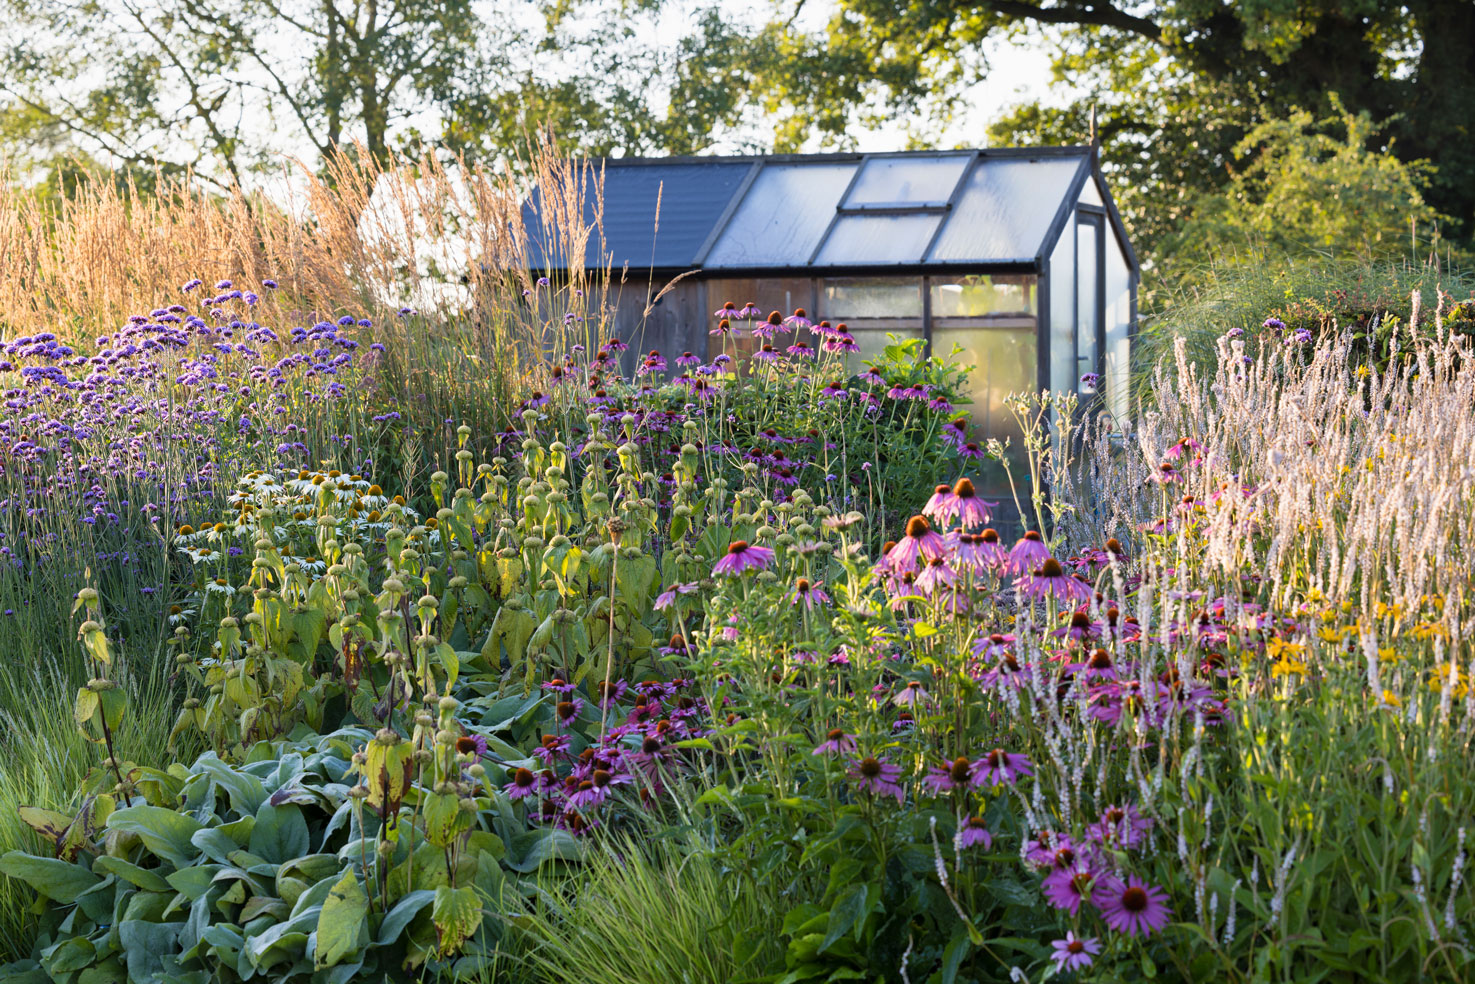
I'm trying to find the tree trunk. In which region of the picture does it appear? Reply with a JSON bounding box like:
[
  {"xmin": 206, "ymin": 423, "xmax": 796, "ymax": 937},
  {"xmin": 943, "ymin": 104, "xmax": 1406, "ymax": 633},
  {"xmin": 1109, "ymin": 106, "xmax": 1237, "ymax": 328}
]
[
  {"xmin": 1404, "ymin": 0, "xmax": 1475, "ymax": 241},
  {"xmin": 324, "ymin": 0, "xmax": 344, "ymax": 147}
]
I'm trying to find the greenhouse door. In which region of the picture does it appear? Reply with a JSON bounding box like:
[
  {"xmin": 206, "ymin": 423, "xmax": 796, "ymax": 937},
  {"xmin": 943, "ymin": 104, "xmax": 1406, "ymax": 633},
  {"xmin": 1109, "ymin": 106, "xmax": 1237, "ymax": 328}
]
[{"xmin": 1076, "ymin": 212, "xmax": 1106, "ymax": 396}]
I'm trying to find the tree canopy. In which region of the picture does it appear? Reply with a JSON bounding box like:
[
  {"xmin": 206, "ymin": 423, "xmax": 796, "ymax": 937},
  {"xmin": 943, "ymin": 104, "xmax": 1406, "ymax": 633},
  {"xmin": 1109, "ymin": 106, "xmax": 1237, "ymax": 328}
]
[{"xmin": 2, "ymin": 0, "xmax": 1468, "ymax": 269}]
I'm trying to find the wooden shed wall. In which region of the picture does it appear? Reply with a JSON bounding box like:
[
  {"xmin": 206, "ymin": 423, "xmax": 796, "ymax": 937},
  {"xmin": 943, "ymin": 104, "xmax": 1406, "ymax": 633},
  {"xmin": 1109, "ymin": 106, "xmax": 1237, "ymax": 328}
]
[{"xmin": 601, "ymin": 276, "xmax": 707, "ymax": 374}]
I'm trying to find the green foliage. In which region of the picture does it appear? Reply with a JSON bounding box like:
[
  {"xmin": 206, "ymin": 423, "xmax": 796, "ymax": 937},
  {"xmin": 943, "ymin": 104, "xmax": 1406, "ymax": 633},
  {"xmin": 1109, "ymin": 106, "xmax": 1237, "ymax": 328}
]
[
  {"xmin": 0, "ymin": 727, "xmax": 533, "ymax": 982},
  {"xmin": 1155, "ymin": 104, "xmax": 1442, "ymax": 286},
  {"xmin": 163, "ymin": 344, "xmax": 971, "ymax": 756},
  {"xmin": 0, "ymin": 656, "xmax": 185, "ymax": 960},
  {"xmin": 1136, "ymin": 257, "xmax": 1475, "ymax": 386}
]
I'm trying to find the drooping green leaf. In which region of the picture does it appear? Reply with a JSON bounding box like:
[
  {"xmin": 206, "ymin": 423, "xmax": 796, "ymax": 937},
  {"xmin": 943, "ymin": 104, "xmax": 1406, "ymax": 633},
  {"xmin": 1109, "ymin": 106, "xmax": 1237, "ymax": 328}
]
[
  {"xmin": 0, "ymin": 852, "xmax": 101, "ymax": 902},
  {"xmin": 73, "ymin": 688, "xmax": 99, "ymax": 734},
  {"xmin": 191, "ymin": 755, "xmax": 268, "ymax": 815},
  {"xmin": 107, "ymin": 806, "xmax": 204, "ymax": 868},
  {"xmin": 98, "ymin": 687, "xmax": 126, "ymax": 731},
  {"xmin": 92, "ymin": 855, "xmax": 171, "ymax": 892},
  {"xmin": 377, "ymin": 889, "xmax": 436, "ymax": 945},
  {"xmin": 504, "ymin": 828, "xmax": 582, "ymax": 873},
  {"xmin": 248, "ymin": 804, "xmax": 309, "ymax": 864},
  {"xmin": 431, "ymin": 883, "xmax": 481, "ymax": 956},
  {"xmin": 435, "ymin": 642, "xmax": 460, "ymax": 691},
  {"xmin": 41, "ymin": 936, "xmax": 95, "ymax": 975},
  {"xmin": 314, "ymin": 871, "xmax": 368, "ymax": 969}
]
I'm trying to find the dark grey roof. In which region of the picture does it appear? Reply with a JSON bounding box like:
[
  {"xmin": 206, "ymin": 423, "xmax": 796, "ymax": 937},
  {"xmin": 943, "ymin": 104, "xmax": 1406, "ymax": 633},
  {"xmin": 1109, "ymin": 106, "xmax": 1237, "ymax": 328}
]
[
  {"xmin": 523, "ymin": 161, "xmax": 754, "ymax": 271},
  {"xmin": 522, "ymin": 146, "xmax": 1134, "ymax": 274}
]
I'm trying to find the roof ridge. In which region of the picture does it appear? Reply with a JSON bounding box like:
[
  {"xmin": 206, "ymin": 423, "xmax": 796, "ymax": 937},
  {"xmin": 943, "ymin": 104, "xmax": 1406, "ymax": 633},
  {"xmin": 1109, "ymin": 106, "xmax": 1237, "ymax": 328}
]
[{"xmin": 577, "ymin": 146, "xmax": 1092, "ymax": 167}]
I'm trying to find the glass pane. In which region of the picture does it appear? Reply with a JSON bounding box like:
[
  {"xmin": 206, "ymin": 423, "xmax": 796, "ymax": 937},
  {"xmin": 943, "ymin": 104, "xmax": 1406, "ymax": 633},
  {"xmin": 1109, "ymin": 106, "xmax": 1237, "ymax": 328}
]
[
  {"xmin": 821, "ymin": 279, "xmax": 923, "ymax": 319},
  {"xmin": 1077, "ymin": 220, "xmax": 1100, "ymax": 393},
  {"xmin": 844, "ymin": 156, "xmax": 971, "ymax": 206},
  {"xmin": 1104, "ymin": 238, "xmax": 1132, "ymax": 422},
  {"xmin": 814, "ymin": 213, "xmax": 942, "ymax": 265},
  {"xmin": 1049, "ymin": 227, "xmax": 1075, "ymax": 396},
  {"xmin": 931, "ymin": 274, "xmax": 1037, "ymax": 318},
  {"xmin": 706, "ymin": 163, "xmax": 856, "ymax": 267},
  {"xmin": 933, "ymin": 326, "xmax": 1037, "ymax": 500},
  {"xmin": 928, "ymin": 157, "xmax": 1084, "ymax": 262}
]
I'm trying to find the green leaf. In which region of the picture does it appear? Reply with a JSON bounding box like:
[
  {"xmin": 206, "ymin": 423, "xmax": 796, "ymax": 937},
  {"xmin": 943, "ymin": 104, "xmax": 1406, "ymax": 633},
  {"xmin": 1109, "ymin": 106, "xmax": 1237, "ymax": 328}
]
[
  {"xmin": 435, "ymin": 642, "xmax": 460, "ymax": 691},
  {"xmin": 504, "ymin": 828, "xmax": 582, "ymax": 873},
  {"xmin": 245, "ymin": 925, "xmax": 311, "ymax": 970},
  {"xmin": 248, "ymin": 804, "xmax": 309, "ymax": 864},
  {"xmin": 118, "ymin": 919, "xmax": 182, "ymax": 983},
  {"xmin": 293, "ymin": 608, "xmax": 328, "ymax": 656},
  {"xmin": 377, "ymin": 888, "xmax": 436, "ymax": 944},
  {"xmin": 41, "ymin": 936, "xmax": 95, "ymax": 975},
  {"xmin": 0, "ymin": 852, "xmax": 101, "ymax": 901},
  {"xmin": 73, "ymin": 687, "xmax": 99, "ymax": 733},
  {"xmin": 191, "ymin": 827, "xmax": 242, "ymax": 865},
  {"xmin": 240, "ymin": 896, "xmax": 289, "ymax": 922},
  {"xmin": 107, "ymin": 806, "xmax": 204, "ymax": 869},
  {"xmin": 432, "ymin": 884, "xmax": 482, "ymax": 956},
  {"xmin": 315, "ymin": 871, "xmax": 368, "ymax": 969},
  {"xmin": 782, "ymin": 902, "xmax": 826, "ymax": 937},
  {"xmin": 527, "ymin": 613, "xmax": 555, "ymax": 653},
  {"xmin": 985, "ymin": 877, "xmax": 1036, "ymax": 907},
  {"xmin": 819, "ymin": 883, "xmax": 870, "ymax": 953},
  {"xmin": 166, "ymin": 864, "xmax": 222, "ymax": 901},
  {"xmin": 423, "ymin": 791, "xmax": 466, "ymax": 849},
  {"xmin": 940, "ymin": 932, "xmax": 972, "ymax": 984},
  {"xmin": 98, "ymin": 687, "xmax": 126, "ymax": 732},
  {"xmin": 191, "ymin": 754, "xmax": 267, "ymax": 815},
  {"xmin": 92, "ymin": 855, "xmax": 171, "ymax": 892}
]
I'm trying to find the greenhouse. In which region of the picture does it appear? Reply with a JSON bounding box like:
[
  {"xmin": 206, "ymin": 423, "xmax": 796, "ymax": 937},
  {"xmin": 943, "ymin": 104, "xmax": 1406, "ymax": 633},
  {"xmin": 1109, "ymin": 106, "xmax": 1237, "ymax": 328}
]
[{"xmin": 523, "ymin": 145, "xmax": 1139, "ymax": 432}]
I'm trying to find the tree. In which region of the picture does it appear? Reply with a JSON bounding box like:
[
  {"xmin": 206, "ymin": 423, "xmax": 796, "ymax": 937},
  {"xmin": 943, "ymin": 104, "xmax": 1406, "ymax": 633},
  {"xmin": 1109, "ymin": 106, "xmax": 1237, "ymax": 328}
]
[
  {"xmin": 1155, "ymin": 103, "xmax": 1440, "ymax": 286},
  {"xmin": 0, "ymin": 0, "xmax": 779, "ymax": 185},
  {"xmin": 0, "ymin": 0, "xmax": 498, "ymax": 187}
]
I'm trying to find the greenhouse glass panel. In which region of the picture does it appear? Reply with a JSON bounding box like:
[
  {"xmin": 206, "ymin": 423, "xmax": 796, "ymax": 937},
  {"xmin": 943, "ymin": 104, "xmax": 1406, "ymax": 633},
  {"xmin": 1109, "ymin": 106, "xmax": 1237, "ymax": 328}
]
[
  {"xmin": 1104, "ymin": 242, "xmax": 1132, "ymax": 422},
  {"xmin": 843, "ymin": 156, "xmax": 971, "ymax": 206},
  {"xmin": 1049, "ymin": 224, "xmax": 1076, "ymax": 396},
  {"xmin": 1077, "ymin": 218, "xmax": 1101, "ymax": 393},
  {"xmin": 933, "ymin": 326, "xmax": 1036, "ymax": 499},
  {"xmin": 814, "ymin": 213, "xmax": 942, "ymax": 265},
  {"xmin": 928, "ymin": 157, "xmax": 1083, "ymax": 262},
  {"xmin": 820, "ymin": 278, "xmax": 923, "ymax": 320},
  {"xmin": 705, "ymin": 163, "xmax": 856, "ymax": 267},
  {"xmin": 930, "ymin": 275, "xmax": 1037, "ymax": 318}
]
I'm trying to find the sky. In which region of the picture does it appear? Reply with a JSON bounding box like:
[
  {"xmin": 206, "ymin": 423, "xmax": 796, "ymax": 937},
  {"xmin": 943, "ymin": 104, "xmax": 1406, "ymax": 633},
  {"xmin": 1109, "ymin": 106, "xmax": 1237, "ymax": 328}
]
[{"xmin": 859, "ymin": 40, "xmax": 1069, "ymax": 152}]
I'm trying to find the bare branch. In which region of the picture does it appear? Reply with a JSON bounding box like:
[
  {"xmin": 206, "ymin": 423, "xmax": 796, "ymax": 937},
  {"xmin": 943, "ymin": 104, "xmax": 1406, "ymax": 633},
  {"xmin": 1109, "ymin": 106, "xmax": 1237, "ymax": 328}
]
[{"xmin": 980, "ymin": 0, "xmax": 1162, "ymax": 43}]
